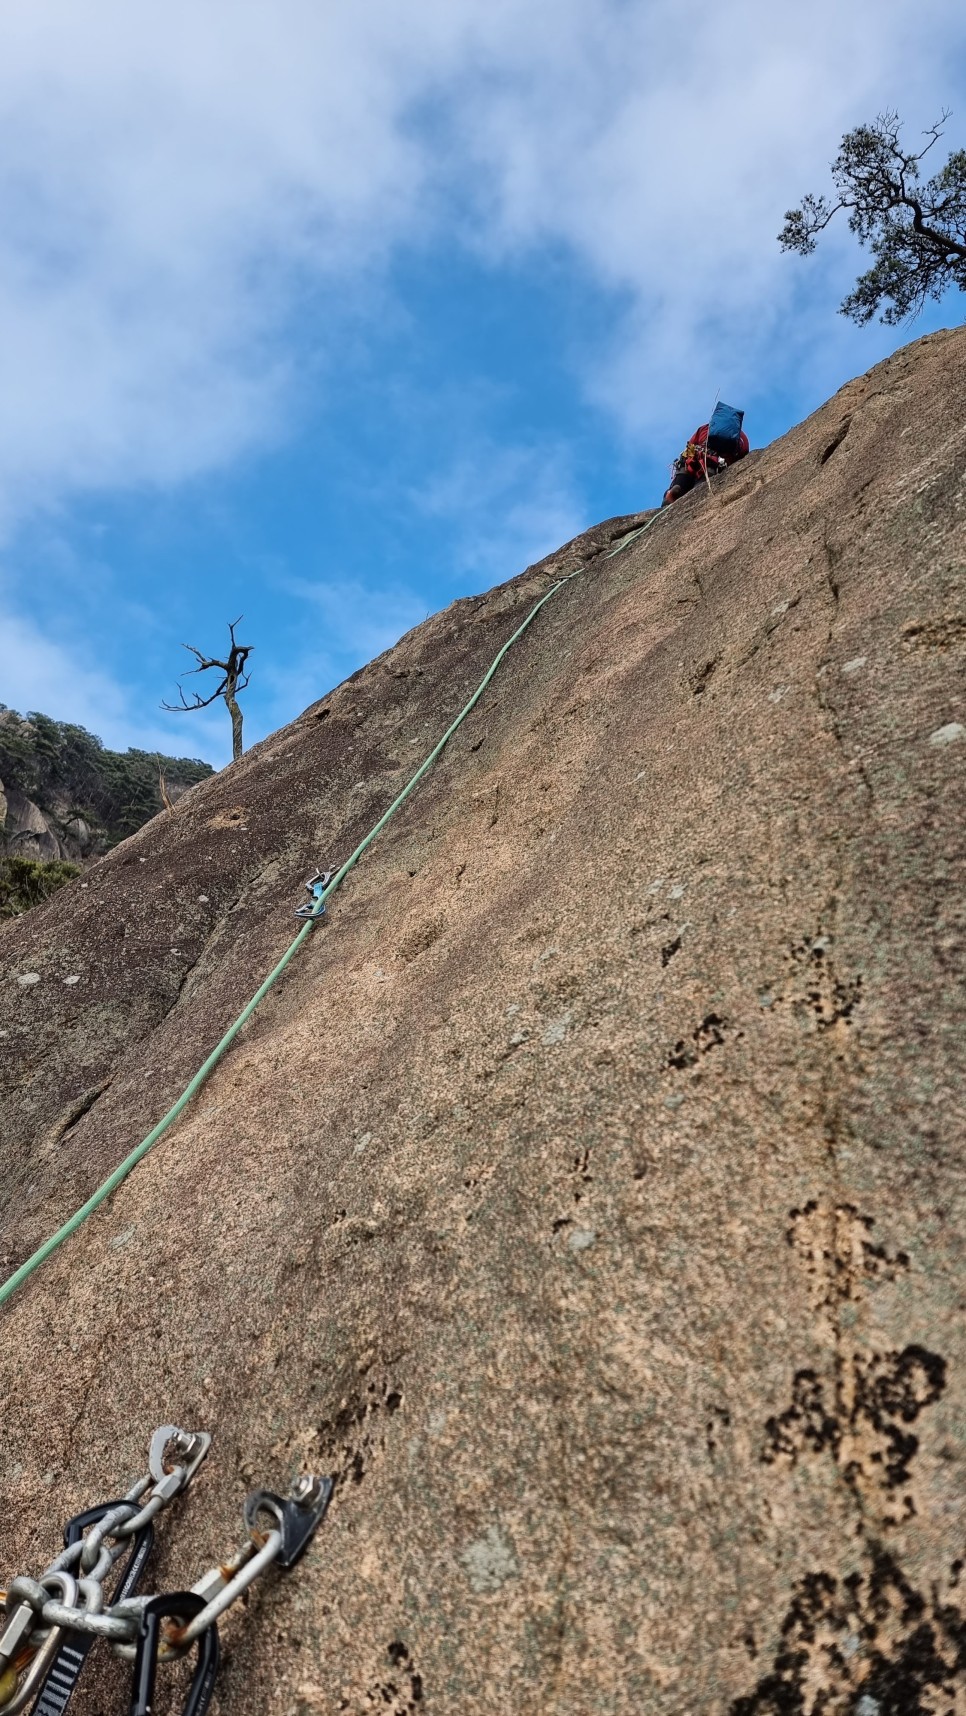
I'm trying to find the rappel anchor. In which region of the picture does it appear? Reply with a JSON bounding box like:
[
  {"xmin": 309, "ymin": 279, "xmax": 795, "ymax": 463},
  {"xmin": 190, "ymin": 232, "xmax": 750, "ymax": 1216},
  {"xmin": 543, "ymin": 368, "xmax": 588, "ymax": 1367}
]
[{"xmin": 0, "ymin": 1429, "xmax": 333, "ymax": 1716}]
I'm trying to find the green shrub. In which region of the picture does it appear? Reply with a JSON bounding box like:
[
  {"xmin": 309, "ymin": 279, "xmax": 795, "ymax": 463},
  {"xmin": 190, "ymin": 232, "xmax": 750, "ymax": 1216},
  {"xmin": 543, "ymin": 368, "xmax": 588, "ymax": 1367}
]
[{"xmin": 0, "ymin": 855, "xmax": 81, "ymax": 918}]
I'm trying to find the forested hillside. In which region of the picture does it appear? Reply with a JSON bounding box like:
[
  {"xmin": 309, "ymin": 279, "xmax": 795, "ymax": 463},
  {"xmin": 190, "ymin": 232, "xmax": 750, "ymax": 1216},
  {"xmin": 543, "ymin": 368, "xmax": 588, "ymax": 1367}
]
[{"xmin": 0, "ymin": 707, "xmax": 212, "ymax": 915}]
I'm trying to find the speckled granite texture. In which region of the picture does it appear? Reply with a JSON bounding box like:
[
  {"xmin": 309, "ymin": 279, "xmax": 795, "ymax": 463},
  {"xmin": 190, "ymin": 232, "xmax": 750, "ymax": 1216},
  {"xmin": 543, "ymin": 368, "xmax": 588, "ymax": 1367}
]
[{"xmin": 2, "ymin": 328, "xmax": 965, "ymax": 1715}]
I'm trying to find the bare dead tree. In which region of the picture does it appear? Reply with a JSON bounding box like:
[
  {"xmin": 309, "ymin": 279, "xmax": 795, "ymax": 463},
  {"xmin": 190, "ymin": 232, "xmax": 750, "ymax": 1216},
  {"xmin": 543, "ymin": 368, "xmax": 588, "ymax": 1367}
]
[
  {"xmin": 162, "ymin": 617, "xmax": 253, "ymax": 762},
  {"xmin": 156, "ymin": 757, "xmax": 175, "ymax": 811}
]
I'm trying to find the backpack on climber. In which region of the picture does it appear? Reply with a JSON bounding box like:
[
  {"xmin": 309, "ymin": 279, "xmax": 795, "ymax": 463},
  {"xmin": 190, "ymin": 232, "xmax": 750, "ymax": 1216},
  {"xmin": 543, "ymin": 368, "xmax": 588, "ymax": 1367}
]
[{"xmin": 662, "ymin": 402, "xmax": 749, "ymax": 506}]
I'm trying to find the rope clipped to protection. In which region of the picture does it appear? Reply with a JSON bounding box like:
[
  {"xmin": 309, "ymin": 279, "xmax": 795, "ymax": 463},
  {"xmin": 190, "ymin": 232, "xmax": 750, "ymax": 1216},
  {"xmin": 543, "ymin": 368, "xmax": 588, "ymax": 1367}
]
[{"xmin": 0, "ymin": 508, "xmax": 668, "ymax": 1313}]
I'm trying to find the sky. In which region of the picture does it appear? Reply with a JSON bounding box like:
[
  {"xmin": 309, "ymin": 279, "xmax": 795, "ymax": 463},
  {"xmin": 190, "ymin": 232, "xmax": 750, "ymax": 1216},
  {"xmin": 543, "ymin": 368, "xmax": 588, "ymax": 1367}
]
[{"xmin": 0, "ymin": 0, "xmax": 964, "ymax": 766}]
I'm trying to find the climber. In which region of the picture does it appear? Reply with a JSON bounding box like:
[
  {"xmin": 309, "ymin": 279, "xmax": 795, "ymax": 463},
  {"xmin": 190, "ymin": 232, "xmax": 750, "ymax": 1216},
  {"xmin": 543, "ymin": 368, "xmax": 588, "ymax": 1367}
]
[{"xmin": 662, "ymin": 402, "xmax": 749, "ymax": 505}]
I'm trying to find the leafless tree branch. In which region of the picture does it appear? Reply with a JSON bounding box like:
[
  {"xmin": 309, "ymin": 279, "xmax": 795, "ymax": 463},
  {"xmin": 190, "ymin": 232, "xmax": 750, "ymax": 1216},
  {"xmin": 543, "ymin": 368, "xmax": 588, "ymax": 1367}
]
[{"xmin": 162, "ymin": 617, "xmax": 253, "ymax": 761}]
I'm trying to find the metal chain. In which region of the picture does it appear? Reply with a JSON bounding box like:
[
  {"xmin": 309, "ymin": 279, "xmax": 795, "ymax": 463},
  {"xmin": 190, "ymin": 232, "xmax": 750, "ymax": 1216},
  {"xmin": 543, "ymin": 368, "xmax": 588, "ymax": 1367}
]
[
  {"xmin": 0, "ymin": 1428, "xmax": 332, "ymax": 1711},
  {"xmin": 0, "ymin": 1426, "xmax": 210, "ymax": 1709}
]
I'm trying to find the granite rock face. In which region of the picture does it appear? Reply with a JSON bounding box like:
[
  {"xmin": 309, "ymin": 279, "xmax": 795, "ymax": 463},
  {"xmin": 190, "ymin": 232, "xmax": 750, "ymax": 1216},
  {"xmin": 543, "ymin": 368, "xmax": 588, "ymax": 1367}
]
[
  {"xmin": 0, "ymin": 783, "xmax": 80, "ymax": 862},
  {"xmin": 0, "ymin": 708, "xmax": 211, "ymax": 872},
  {"xmin": 1, "ymin": 329, "xmax": 965, "ymax": 1716}
]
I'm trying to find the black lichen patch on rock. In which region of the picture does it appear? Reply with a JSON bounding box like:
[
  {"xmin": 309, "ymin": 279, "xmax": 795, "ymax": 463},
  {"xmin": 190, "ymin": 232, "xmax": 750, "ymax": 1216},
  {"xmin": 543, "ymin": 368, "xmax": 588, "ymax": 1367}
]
[
  {"xmin": 731, "ymin": 1547, "xmax": 966, "ymax": 1715},
  {"xmin": 763, "ymin": 1344, "xmax": 946, "ymax": 1500}
]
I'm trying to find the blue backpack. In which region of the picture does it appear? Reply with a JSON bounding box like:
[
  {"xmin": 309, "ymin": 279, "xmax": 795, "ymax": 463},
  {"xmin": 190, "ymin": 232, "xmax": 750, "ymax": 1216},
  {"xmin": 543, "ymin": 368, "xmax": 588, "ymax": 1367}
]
[{"xmin": 707, "ymin": 402, "xmax": 744, "ymax": 457}]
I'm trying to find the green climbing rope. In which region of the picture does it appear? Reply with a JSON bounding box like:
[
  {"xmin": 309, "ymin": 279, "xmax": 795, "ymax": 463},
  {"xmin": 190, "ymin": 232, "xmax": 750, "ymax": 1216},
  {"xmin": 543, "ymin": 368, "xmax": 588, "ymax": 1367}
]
[{"xmin": 0, "ymin": 510, "xmax": 666, "ymax": 1310}]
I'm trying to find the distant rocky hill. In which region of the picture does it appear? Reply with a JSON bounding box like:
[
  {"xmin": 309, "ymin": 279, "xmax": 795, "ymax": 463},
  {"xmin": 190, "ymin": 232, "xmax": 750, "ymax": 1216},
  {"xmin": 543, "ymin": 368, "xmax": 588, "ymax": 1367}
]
[
  {"xmin": 1, "ymin": 329, "xmax": 964, "ymax": 1715},
  {"xmin": 0, "ymin": 708, "xmax": 212, "ymax": 913}
]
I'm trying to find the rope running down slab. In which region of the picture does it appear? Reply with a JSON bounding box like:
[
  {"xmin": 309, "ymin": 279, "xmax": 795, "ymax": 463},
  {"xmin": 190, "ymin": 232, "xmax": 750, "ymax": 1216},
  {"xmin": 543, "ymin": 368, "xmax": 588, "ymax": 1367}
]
[{"xmin": 0, "ymin": 510, "xmax": 666, "ymax": 1311}]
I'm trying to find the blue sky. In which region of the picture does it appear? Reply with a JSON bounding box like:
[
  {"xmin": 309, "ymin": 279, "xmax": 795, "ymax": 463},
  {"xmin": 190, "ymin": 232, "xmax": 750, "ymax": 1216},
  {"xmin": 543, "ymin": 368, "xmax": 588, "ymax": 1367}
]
[{"xmin": 0, "ymin": 0, "xmax": 964, "ymax": 766}]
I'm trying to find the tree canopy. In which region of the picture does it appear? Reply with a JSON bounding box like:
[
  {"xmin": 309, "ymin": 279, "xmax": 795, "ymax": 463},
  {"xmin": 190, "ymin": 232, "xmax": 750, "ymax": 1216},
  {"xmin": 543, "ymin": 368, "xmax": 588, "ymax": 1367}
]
[
  {"xmin": 0, "ymin": 854, "xmax": 81, "ymax": 919},
  {"xmin": 779, "ymin": 112, "xmax": 966, "ymax": 324},
  {"xmin": 0, "ymin": 707, "xmax": 213, "ymax": 847}
]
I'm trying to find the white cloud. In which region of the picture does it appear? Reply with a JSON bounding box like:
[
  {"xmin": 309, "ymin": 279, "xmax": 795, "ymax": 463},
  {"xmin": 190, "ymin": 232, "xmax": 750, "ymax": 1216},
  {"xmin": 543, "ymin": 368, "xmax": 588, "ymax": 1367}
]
[
  {"xmin": 0, "ymin": 600, "xmax": 228, "ymax": 761},
  {"xmin": 284, "ymin": 575, "xmax": 427, "ymax": 660},
  {"xmin": 0, "ymin": 0, "xmax": 436, "ymax": 527},
  {"xmin": 0, "ymin": 0, "xmax": 962, "ymax": 529},
  {"xmin": 260, "ymin": 575, "xmax": 428, "ymax": 730},
  {"xmin": 443, "ymin": 0, "xmax": 966, "ymax": 429}
]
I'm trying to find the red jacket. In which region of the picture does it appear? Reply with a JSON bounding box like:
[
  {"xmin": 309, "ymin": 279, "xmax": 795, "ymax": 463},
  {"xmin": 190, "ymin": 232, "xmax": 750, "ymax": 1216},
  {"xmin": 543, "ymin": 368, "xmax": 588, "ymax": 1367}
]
[{"xmin": 686, "ymin": 423, "xmax": 750, "ymax": 467}]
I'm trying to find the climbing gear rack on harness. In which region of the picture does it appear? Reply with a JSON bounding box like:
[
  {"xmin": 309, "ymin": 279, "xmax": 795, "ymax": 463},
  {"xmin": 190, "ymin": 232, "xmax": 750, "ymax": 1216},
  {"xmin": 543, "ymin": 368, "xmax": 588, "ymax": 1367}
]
[{"xmin": 0, "ymin": 1427, "xmax": 333, "ymax": 1716}]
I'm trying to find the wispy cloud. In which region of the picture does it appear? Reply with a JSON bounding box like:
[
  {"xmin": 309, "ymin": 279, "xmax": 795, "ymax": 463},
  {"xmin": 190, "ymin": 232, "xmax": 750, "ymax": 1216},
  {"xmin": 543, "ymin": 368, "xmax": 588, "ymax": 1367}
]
[
  {"xmin": 0, "ymin": 598, "xmax": 227, "ymax": 759},
  {"xmin": 0, "ymin": 0, "xmax": 962, "ymax": 535},
  {"xmin": 0, "ymin": 0, "xmax": 431, "ymax": 529},
  {"xmin": 441, "ymin": 0, "xmax": 966, "ymax": 432},
  {"xmin": 259, "ymin": 574, "xmax": 428, "ymax": 729},
  {"xmin": 412, "ymin": 438, "xmax": 585, "ymax": 584}
]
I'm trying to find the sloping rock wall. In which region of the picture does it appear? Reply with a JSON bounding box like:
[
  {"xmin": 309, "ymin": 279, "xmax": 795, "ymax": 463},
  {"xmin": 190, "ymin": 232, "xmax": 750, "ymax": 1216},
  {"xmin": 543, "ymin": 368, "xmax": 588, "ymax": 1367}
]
[{"xmin": 1, "ymin": 329, "xmax": 965, "ymax": 1715}]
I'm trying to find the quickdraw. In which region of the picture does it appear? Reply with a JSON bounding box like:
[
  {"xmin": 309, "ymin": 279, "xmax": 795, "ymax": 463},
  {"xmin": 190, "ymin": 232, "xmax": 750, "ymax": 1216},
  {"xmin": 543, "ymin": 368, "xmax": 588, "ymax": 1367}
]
[
  {"xmin": 294, "ymin": 869, "xmax": 337, "ymax": 921},
  {"xmin": 0, "ymin": 1428, "xmax": 332, "ymax": 1716}
]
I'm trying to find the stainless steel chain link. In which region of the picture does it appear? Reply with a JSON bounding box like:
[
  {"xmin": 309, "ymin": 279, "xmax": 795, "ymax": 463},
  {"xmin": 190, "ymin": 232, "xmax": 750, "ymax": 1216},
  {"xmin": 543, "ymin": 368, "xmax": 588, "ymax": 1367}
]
[{"xmin": 0, "ymin": 1427, "xmax": 332, "ymax": 1710}]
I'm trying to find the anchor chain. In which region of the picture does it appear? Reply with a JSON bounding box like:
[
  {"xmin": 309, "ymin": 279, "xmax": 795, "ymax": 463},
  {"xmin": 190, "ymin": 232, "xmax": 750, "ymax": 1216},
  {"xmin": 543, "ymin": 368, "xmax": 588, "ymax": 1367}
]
[{"xmin": 0, "ymin": 1428, "xmax": 332, "ymax": 1716}]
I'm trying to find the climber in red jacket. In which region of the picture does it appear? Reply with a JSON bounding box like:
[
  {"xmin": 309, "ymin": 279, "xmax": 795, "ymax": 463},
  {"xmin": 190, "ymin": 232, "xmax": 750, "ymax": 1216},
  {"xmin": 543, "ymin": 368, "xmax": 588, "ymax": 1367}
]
[{"xmin": 662, "ymin": 409, "xmax": 749, "ymax": 506}]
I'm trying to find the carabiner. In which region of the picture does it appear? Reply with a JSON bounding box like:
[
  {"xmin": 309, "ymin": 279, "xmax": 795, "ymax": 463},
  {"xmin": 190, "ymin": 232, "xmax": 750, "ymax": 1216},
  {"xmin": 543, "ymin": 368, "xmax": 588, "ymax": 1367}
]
[
  {"xmin": 28, "ymin": 1503, "xmax": 154, "ymax": 1716},
  {"xmin": 128, "ymin": 1595, "xmax": 218, "ymax": 1716},
  {"xmin": 294, "ymin": 870, "xmax": 336, "ymax": 921}
]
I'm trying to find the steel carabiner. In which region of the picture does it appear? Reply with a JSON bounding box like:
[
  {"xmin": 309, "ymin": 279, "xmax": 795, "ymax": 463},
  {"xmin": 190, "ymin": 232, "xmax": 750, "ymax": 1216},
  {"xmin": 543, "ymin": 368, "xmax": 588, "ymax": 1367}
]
[
  {"xmin": 294, "ymin": 870, "xmax": 336, "ymax": 921},
  {"xmin": 28, "ymin": 1502, "xmax": 154, "ymax": 1716},
  {"xmin": 128, "ymin": 1595, "xmax": 218, "ymax": 1716}
]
